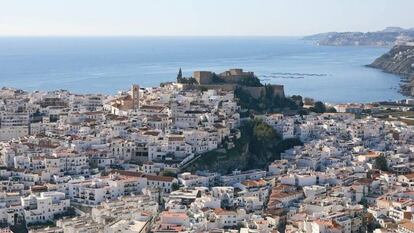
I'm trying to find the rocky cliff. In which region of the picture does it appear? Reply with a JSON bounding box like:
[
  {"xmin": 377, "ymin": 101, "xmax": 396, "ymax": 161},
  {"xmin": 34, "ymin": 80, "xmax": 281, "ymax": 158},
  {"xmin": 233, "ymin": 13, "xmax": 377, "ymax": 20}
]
[
  {"xmin": 369, "ymin": 45, "xmax": 414, "ymax": 75},
  {"xmin": 368, "ymin": 44, "xmax": 414, "ymax": 95}
]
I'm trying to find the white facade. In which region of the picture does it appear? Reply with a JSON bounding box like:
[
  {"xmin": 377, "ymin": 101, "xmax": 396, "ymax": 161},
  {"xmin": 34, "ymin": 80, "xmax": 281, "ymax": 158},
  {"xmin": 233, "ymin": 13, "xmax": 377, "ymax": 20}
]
[{"xmin": 21, "ymin": 192, "xmax": 70, "ymax": 224}]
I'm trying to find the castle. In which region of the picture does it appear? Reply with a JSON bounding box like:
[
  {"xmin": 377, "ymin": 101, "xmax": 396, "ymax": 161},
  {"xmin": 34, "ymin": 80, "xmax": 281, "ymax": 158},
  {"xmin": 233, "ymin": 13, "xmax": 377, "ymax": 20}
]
[
  {"xmin": 194, "ymin": 68, "xmax": 255, "ymax": 85},
  {"xmin": 192, "ymin": 68, "xmax": 285, "ymax": 99}
]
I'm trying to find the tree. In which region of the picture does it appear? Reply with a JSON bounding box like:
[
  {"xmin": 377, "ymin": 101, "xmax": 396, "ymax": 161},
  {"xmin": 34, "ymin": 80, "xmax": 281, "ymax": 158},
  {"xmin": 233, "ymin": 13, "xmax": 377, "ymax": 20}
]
[
  {"xmin": 161, "ymin": 170, "xmax": 177, "ymax": 177},
  {"xmin": 253, "ymin": 121, "xmax": 278, "ymax": 142},
  {"xmin": 237, "ymin": 76, "xmax": 263, "ymax": 87},
  {"xmin": 311, "ymin": 101, "xmax": 327, "ymax": 113},
  {"xmin": 298, "ymin": 109, "xmax": 309, "ymax": 116},
  {"xmin": 177, "ymin": 68, "xmax": 182, "ymax": 80},
  {"xmin": 177, "ymin": 76, "xmax": 197, "ymax": 85},
  {"xmin": 172, "ymin": 183, "xmax": 180, "ymax": 191},
  {"xmin": 291, "ymin": 95, "xmax": 304, "ymax": 107},
  {"xmin": 326, "ymin": 107, "xmax": 337, "ymax": 113},
  {"xmin": 374, "ymin": 155, "xmax": 388, "ymax": 171},
  {"xmin": 177, "ymin": 68, "xmax": 197, "ymax": 85},
  {"xmin": 275, "ymin": 138, "xmax": 303, "ymax": 152},
  {"xmin": 248, "ymin": 120, "xmax": 280, "ymax": 164}
]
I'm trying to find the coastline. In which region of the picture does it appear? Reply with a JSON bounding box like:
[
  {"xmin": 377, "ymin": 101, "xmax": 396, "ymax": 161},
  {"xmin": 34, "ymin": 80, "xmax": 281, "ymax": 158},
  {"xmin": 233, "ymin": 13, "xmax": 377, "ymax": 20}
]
[
  {"xmin": 366, "ymin": 44, "xmax": 414, "ymax": 97},
  {"xmin": 0, "ymin": 37, "xmax": 403, "ymax": 103}
]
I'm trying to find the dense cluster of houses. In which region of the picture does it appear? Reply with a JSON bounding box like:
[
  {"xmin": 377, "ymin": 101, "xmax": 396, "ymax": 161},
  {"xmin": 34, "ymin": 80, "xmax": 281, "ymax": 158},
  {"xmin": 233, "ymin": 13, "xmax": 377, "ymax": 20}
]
[
  {"xmin": 265, "ymin": 112, "xmax": 414, "ymax": 233},
  {"xmin": 2, "ymin": 80, "xmax": 414, "ymax": 233},
  {"xmin": 0, "ymin": 83, "xmax": 240, "ymax": 232}
]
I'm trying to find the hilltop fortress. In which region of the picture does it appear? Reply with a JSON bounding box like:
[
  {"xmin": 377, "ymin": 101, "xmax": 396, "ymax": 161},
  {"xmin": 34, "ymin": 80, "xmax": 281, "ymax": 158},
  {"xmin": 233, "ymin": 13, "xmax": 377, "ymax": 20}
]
[
  {"xmin": 189, "ymin": 68, "xmax": 285, "ymax": 99},
  {"xmin": 194, "ymin": 69, "xmax": 255, "ymax": 85}
]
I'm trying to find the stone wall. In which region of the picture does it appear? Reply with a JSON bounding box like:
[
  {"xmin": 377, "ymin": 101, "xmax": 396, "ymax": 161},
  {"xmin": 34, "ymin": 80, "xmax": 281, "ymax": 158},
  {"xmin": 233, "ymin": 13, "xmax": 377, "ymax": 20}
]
[{"xmin": 193, "ymin": 71, "xmax": 213, "ymax": 85}]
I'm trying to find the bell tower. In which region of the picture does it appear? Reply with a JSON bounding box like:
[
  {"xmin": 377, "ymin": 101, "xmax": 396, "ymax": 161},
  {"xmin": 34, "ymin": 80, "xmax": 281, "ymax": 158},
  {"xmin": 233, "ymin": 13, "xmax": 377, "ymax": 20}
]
[{"xmin": 131, "ymin": 84, "xmax": 140, "ymax": 110}]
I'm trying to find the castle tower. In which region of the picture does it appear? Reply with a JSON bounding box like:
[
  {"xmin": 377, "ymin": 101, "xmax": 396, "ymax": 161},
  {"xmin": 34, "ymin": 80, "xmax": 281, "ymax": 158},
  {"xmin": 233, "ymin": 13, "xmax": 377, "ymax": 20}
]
[{"xmin": 131, "ymin": 84, "xmax": 140, "ymax": 110}]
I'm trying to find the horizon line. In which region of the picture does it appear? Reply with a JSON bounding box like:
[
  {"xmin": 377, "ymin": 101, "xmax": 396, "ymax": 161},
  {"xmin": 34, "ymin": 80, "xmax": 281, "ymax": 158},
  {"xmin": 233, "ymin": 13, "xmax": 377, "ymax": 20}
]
[
  {"xmin": 0, "ymin": 34, "xmax": 306, "ymax": 38},
  {"xmin": 1, "ymin": 27, "xmax": 411, "ymax": 38}
]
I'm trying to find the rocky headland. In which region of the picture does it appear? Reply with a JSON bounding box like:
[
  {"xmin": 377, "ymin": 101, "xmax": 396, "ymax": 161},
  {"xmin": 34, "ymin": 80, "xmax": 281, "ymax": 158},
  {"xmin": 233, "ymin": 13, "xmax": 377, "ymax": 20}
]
[
  {"xmin": 304, "ymin": 27, "xmax": 414, "ymax": 46},
  {"xmin": 368, "ymin": 43, "xmax": 414, "ymax": 96}
]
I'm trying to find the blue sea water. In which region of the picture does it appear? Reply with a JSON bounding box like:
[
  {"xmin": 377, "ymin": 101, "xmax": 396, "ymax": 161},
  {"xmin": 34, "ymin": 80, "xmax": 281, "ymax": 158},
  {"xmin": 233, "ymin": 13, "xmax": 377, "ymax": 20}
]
[{"xmin": 0, "ymin": 36, "xmax": 404, "ymax": 103}]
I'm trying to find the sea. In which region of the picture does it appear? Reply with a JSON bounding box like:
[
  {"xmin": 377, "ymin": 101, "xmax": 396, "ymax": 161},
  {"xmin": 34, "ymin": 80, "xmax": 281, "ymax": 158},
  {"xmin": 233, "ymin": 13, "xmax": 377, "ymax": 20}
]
[{"xmin": 0, "ymin": 36, "xmax": 405, "ymax": 103}]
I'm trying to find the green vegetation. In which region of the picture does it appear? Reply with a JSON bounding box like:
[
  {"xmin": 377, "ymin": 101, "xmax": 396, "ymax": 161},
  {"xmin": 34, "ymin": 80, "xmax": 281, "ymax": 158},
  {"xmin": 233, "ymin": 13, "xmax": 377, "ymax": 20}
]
[
  {"xmin": 176, "ymin": 68, "xmax": 198, "ymax": 85},
  {"xmin": 172, "ymin": 183, "xmax": 180, "ymax": 191},
  {"xmin": 237, "ymin": 76, "xmax": 263, "ymax": 87},
  {"xmin": 253, "ymin": 120, "xmax": 278, "ymax": 142},
  {"xmin": 246, "ymin": 120, "xmax": 302, "ymax": 168},
  {"xmin": 374, "ymin": 155, "xmax": 388, "ymax": 171},
  {"xmin": 177, "ymin": 76, "xmax": 197, "ymax": 85},
  {"xmin": 185, "ymin": 120, "xmax": 303, "ymax": 173},
  {"xmin": 211, "ymin": 73, "xmax": 225, "ymax": 83},
  {"xmin": 291, "ymin": 95, "xmax": 304, "ymax": 107},
  {"xmin": 308, "ymin": 101, "xmax": 337, "ymax": 114},
  {"xmin": 235, "ymin": 85, "xmax": 300, "ymax": 113},
  {"xmin": 160, "ymin": 170, "xmax": 177, "ymax": 177},
  {"xmin": 327, "ymin": 107, "xmax": 337, "ymax": 113},
  {"xmin": 310, "ymin": 101, "xmax": 326, "ymax": 113}
]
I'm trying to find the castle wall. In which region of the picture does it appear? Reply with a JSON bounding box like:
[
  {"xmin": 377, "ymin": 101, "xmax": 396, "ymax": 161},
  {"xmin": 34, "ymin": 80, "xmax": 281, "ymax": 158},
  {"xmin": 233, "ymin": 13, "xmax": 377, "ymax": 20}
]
[
  {"xmin": 191, "ymin": 69, "xmax": 285, "ymax": 99},
  {"xmin": 193, "ymin": 71, "xmax": 213, "ymax": 85}
]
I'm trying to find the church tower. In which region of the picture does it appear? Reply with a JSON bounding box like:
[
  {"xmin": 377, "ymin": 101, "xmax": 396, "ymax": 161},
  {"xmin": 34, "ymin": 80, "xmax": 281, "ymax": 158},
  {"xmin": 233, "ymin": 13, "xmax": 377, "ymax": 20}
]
[{"xmin": 131, "ymin": 84, "xmax": 140, "ymax": 110}]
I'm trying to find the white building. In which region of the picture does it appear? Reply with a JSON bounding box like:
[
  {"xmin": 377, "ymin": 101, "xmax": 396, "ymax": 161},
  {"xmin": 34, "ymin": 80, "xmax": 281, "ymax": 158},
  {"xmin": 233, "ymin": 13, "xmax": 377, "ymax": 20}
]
[{"xmin": 21, "ymin": 192, "xmax": 70, "ymax": 224}]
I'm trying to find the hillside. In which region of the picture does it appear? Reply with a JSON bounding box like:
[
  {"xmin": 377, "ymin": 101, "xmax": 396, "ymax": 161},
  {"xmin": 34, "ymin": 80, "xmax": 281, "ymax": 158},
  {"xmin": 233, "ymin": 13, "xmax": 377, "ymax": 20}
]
[
  {"xmin": 368, "ymin": 44, "xmax": 414, "ymax": 95},
  {"xmin": 304, "ymin": 27, "xmax": 414, "ymax": 46},
  {"xmin": 369, "ymin": 45, "xmax": 414, "ymax": 75},
  {"xmin": 184, "ymin": 120, "xmax": 302, "ymax": 174}
]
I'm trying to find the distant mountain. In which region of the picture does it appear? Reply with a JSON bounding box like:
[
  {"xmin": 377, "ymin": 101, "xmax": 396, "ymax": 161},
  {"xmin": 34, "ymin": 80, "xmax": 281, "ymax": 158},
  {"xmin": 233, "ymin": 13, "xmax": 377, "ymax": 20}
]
[
  {"xmin": 303, "ymin": 32, "xmax": 337, "ymax": 41},
  {"xmin": 380, "ymin": 26, "xmax": 406, "ymax": 33},
  {"xmin": 368, "ymin": 43, "xmax": 414, "ymax": 95},
  {"xmin": 304, "ymin": 27, "xmax": 414, "ymax": 46}
]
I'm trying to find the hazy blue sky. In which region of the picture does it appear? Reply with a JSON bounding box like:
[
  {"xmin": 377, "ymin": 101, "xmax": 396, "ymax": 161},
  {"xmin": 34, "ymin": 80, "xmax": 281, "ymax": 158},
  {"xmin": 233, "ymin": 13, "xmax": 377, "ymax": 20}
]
[{"xmin": 1, "ymin": 0, "xmax": 413, "ymax": 36}]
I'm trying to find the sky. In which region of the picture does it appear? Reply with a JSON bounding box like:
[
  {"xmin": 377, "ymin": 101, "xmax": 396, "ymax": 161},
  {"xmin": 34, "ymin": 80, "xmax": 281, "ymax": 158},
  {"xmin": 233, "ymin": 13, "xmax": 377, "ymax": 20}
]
[{"xmin": 1, "ymin": 0, "xmax": 414, "ymax": 36}]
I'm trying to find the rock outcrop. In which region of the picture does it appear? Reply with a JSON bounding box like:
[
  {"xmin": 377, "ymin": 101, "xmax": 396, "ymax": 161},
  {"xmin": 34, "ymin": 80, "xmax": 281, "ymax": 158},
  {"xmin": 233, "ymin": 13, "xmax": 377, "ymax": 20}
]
[
  {"xmin": 369, "ymin": 45, "xmax": 414, "ymax": 75},
  {"xmin": 368, "ymin": 44, "xmax": 414, "ymax": 96}
]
